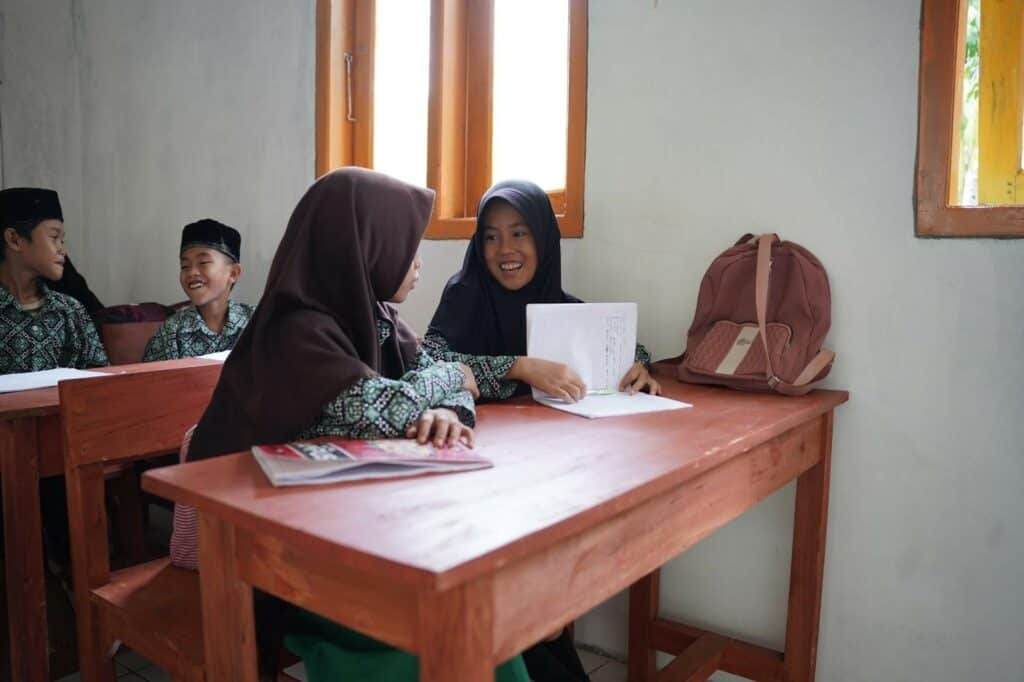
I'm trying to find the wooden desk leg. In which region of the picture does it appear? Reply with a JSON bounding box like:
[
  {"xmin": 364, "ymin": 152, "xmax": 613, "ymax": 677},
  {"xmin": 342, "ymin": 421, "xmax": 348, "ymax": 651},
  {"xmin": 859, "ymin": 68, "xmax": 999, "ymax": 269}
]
[
  {"xmin": 198, "ymin": 513, "xmax": 258, "ymax": 682},
  {"xmin": 0, "ymin": 418, "xmax": 49, "ymax": 682},
  {"xmin": 628, "ymin": 570, "xmax": 659, "ymax": 682},
  {"xmin": 782, "ymin": 411, "xmax": 834, "ymax": 682},
  {"xmin": 418, "ymin": 578, "xmax": 493, "ymax": 682}
]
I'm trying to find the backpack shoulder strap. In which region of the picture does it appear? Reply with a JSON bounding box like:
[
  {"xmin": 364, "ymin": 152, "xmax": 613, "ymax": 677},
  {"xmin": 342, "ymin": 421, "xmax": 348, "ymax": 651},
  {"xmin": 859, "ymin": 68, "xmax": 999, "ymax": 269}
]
[
  {"xmin": 753, "ymin": 234, "xmax": 834, "ymax": 396},
  {"xmin": 771, "ymin": 349, "xmax": 835, "ymax": 396}
]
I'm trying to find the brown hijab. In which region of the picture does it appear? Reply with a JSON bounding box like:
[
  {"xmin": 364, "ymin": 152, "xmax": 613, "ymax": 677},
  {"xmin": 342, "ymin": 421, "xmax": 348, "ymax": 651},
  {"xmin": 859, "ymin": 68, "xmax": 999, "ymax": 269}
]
[{"xmin": 187, "ymin": 168, "xmax": 435, "ymax": 461}]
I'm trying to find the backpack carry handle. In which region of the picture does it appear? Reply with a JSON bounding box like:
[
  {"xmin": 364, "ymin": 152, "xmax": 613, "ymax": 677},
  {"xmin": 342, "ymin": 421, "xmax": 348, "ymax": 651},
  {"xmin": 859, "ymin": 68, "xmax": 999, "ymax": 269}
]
[{"xmin": 736, "ymin": 232, "xmax": 778, "ymax": 247}]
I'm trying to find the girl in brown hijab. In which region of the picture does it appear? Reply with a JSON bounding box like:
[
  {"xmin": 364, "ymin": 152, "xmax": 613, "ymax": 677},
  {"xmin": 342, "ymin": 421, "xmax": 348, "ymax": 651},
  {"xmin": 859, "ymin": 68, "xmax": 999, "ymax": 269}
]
[
  {"xmin": 177, "ymin": 169, "xmax": 534, "ymax": 682},
  {"xmin": 187, "ymin": 167, "xmax": 478, "ymax": 463}
]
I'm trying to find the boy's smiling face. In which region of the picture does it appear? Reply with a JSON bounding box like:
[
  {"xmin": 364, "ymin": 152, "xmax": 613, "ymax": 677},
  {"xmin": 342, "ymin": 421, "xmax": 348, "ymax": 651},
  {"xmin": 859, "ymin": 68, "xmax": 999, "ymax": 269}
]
[
  {"xmin": 179, "ymin": 246, "xmax": 240, "ymax": 308},
  {"xmin": 3, "ymin": 219, "xmax": 67, "ymax": 280}
]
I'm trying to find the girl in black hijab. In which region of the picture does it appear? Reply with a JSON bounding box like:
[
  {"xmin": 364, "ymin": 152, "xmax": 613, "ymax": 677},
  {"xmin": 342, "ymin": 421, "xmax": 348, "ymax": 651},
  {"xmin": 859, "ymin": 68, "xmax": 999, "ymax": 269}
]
[{"xmin": 425, "ymin": 180, "xmax": 660, "ymax": 404}]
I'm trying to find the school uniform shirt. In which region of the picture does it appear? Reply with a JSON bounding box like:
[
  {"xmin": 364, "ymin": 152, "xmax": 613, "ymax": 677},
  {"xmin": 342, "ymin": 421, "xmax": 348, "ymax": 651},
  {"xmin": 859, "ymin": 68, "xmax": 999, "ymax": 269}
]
[
  {"xmin": 299, "ymin": 318, "xmax": 474, "ymax": 440},
  {"xmin": 422, "ymin": 330, "xmax": 653, "ymax": 400},
  {"xmin": 0, "ymin": 282, "xmax": 108, "ymax": 374},
  {"xmin": 142, "ymin": 300, "xmax": 254, "ymax": 362}
]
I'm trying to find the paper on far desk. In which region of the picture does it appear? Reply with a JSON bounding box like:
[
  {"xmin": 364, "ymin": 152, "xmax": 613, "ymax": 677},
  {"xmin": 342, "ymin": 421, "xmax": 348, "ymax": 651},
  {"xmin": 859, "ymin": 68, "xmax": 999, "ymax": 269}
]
[
  {"xmin": 0, "ymin": 367, "xmax": 106, "ymax": 393},
  {"xmin": 198, "ymin": 350, "xmax": 231, "ymax": 361},
  {"xmin": 535, "ymin": 391, "xmax": 691, "ymax": 419}
]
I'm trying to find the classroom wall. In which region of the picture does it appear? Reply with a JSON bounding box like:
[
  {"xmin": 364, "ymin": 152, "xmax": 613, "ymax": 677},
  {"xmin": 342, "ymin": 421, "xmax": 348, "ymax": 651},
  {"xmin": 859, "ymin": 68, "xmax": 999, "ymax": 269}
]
[
  {"xmin": 0, "ymin": 0, "xmax": 314, "ymax": 307},
  {"xmin": 0, "ymin": 0, "xmax": 85, "ymax": 252},
  {"xmin": 3, "ymin": 1, "xmax": 1023, "ymax": 681}
]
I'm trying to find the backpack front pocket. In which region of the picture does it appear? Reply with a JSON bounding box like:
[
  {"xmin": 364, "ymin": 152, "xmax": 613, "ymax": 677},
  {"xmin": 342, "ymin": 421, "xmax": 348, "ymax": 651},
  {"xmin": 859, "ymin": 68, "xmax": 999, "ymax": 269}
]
[{"xmin": 684, "ymin": 320, "xmax": 791, "ymax": 380}]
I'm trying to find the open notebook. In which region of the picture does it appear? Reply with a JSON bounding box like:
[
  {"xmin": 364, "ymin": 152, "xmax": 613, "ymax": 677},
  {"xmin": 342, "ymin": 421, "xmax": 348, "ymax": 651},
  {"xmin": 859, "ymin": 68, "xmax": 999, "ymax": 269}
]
[{"xmin": 525, "ymin": 303, "xmax": 690, "ymax": 418}]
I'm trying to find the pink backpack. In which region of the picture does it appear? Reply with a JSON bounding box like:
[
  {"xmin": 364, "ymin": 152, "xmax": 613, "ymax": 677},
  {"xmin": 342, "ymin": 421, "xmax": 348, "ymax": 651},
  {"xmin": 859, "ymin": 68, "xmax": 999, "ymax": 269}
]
[{"xmin": 676, "ymin": 234, "xmax": 834, "ymax": 395}]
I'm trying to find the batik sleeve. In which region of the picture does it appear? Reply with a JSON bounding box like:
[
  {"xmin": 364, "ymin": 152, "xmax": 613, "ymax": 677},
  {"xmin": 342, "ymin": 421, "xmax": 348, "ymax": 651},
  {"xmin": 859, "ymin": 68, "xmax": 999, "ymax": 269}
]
[
  {"xmin": 635, "ymin": 343, "xmax": 652, "ymax": 368},
  {"xmin": 422, "ymin": 331, "xmax": 519, "ymax": 400},
  {"xmin": 299, "ymin": 358, "xmax": 473, "ymax": 440}
]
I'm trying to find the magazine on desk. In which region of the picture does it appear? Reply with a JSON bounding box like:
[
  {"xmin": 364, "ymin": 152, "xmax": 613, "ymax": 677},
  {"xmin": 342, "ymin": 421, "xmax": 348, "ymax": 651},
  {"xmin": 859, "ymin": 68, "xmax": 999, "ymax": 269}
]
[{"xmin": 252, "ymin": 438, "xmax": 491, "ymax": 487}]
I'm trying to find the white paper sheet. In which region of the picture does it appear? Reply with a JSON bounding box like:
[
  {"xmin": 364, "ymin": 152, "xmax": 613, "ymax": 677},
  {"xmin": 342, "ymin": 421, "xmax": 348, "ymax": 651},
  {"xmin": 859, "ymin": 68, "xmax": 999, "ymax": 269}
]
[
  {"xmin": 197, "ymin": 350, "xmax": 230, "ymax": 361},
  {"xmin": 534, "ymin": 392, "xmax": 691, "ymax": 419},
  {"xmin": 0, "ymin": 368, "xmax": 106, "ymax": 393},
  {"xmin": 526, "ymin": 302, "xmax": 638, "ymax": 395},
  {"xmin": 525, "ymin": 302, "xmax": 691, "ymax": 418}
]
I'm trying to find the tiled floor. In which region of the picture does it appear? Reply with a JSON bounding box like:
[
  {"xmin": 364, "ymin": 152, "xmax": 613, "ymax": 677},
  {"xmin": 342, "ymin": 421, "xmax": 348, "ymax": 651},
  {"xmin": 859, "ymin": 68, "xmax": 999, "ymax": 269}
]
[
  {"xmin": 56, "ymin": 645, "xmax": 625, "ymax": 682},
  {"xmin": 578, "ymin": 646, "xmax": 628, "ymax": 681},
  {"xmin": 55, "ymin": 646, "xmax": 169, "ymax": 682}
]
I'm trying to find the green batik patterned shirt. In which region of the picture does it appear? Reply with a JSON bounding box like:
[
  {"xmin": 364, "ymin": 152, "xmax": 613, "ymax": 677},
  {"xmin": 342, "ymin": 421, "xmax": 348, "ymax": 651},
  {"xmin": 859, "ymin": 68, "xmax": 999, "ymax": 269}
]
[
  {"xmin": 299, "ymin": 318, "xmax": 475, "ymax": 441},
  {"xmin": 142, "ymin": 300, "xmax": 254, "ymax": 362},
  {"xmin": 422, "ymin": 331, "xmax": 518, "ymax": 400},
  {"xmin": 0, "ymin": 282, "xmax": 109, "ymax": 374},
  {"xmin": 422, "ymin": 330, "xmax": 652, "ymax": 400}
]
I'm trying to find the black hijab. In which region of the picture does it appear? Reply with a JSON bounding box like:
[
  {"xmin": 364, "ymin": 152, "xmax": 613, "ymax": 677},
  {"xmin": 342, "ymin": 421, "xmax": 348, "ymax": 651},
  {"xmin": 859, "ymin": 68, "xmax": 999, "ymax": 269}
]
[
  {"xmin": 427, "ymin": 180, "xmax": 580, "ymax": 358},
  {"xmin": 187, "ymin": 168, "xmax": 433, "ymax": 461},
  {"xmin": 47, "ymin": 256, "xmax": 104, "ymax": 315}
]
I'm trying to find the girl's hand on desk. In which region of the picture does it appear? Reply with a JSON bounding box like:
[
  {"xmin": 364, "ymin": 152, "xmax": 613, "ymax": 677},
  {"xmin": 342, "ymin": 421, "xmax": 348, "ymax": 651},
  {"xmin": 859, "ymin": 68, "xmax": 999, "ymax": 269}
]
[
  {"xmin": 406, "ymin": 408, "xmax": 475, "ymax": 447},
  {"xmin": 508, "ymin": 357, "xmax": 587, "ymax": 403},
  {"xmin": 458, "ymin": 363, "xmax": 481, "ymax": 399},
  {"xmin": 619, "ymin": 362, "xmax": 661, "ymax": 396}
]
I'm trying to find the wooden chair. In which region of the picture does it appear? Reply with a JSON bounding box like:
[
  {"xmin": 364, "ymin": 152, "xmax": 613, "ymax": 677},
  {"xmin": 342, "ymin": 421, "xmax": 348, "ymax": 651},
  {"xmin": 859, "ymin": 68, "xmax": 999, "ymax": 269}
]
[{"xmin": 60, "ymin": 364, "xmax": 222, "ymax": 682}]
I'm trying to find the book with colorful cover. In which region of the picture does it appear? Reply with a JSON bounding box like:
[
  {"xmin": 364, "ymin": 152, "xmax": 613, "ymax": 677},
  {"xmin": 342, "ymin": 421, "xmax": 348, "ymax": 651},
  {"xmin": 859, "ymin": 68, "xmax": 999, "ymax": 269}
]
[{"xmin": 251, "ymin": 438, "xmax": 491, "ymax": 487}]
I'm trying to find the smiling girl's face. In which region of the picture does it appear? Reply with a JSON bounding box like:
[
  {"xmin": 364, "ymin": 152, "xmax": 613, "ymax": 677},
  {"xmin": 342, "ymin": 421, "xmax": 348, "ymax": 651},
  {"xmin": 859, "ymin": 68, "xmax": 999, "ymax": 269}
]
[{"xmin": 480, "ymin": 200, "xmax": 537, "ymax": 291}]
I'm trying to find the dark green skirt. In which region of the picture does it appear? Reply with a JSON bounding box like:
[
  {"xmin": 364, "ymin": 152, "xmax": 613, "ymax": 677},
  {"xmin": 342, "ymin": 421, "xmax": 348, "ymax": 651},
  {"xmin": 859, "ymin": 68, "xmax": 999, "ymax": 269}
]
[{"xmin": 286, "ymin": 610, "xmax": 531, "ymax": 682}]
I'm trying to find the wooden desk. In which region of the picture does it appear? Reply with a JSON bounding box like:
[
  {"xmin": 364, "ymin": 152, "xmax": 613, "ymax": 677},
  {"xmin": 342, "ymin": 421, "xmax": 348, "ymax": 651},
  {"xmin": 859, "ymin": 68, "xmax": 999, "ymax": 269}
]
[
  {"xmin": 144, "ymin": 374, "xmax": 847, "ymax": 682},
  {"xmin": 0, "ymin": 358, "xmax": 221, "ymax": 682}
]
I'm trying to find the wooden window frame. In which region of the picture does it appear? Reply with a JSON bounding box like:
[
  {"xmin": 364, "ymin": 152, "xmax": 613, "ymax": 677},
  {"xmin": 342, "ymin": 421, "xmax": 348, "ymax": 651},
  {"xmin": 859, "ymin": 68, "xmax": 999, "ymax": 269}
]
[
  {"xmin": 916, "ymin": 0, "xmax": 1024, "ymax": 237},
  {"xmin": 316, "ymin": 0, "xmax": 588, "ymax": 239}
]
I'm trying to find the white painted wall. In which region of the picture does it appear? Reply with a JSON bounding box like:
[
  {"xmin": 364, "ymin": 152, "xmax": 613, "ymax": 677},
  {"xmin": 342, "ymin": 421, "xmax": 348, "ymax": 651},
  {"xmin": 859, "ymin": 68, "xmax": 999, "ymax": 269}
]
[
  {"xmin": 0, "ymin": 0, "xmax": 85, "ymax": 247},
  {"xmin": 3, "ymin": 1, "xmax": 1023, "ymax": 681},
  {"xmin": 1, "ymin": 0, "xmax": 314, "ymax": 307}
]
